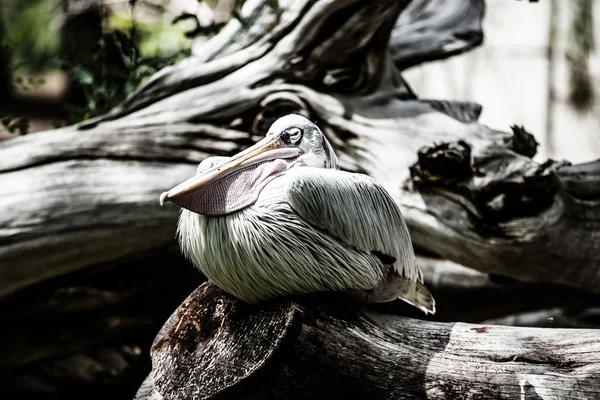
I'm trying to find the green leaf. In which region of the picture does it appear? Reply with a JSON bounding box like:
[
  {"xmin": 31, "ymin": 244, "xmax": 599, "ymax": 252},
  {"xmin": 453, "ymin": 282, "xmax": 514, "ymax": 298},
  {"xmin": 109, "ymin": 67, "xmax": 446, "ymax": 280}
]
[
  {"xmin": 16, "ymin": 118, "xmax": 30, "ymax": 135},
  {"xmin": 12, "ymin": 61, "xmax": 27, "ymax": 71},
  {"xmin": 1, "ymin": 115, "xmax": 30, "ymax": 135},
  {"xmin": 71, "ymin": 66, "xmax": 94, "ymax": 85}
]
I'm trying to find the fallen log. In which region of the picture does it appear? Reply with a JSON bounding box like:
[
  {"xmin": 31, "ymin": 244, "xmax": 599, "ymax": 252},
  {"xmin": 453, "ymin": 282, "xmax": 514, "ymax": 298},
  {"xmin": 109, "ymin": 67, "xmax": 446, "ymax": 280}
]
[
  {"xmin": 4, "ymin": 252, "xmax": 593, "ymax": 399},
  {"xmin": 1, "ymin": 0, "xmax": 597, "ymax": 299},
  {"xmin": 135, "ymin": 282, "xmax": 600, "ymax": 400},
  {"xmin": 4, "ymin": 251, "xmax": 598, "ymax": 397}
]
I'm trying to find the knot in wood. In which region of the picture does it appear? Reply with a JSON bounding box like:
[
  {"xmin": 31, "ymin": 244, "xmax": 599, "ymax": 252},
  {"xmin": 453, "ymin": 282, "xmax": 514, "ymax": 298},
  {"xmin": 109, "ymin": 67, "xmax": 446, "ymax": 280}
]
[
  {"xmin": 506, "ymin": 125, "xmax": 538, "ymax": 158},
  {"xmin": 471, "ymin": 158, "xmax": 562, "ymax": 223},
  {"xmin": 252, "ymin": 92, "xmax": 310, "ymax": 135},
  {"xmin": 150, "ymin": 283, "xmax": 296, "ymax": 400},
  {"xmin": 410, "ymin": 140, "xmax": 473, "ymax": 185}
]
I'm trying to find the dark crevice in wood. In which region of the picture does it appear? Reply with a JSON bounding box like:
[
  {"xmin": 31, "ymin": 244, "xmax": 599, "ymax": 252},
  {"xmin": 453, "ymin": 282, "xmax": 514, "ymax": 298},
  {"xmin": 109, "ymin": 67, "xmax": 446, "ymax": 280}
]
[
  {"xmin": 0, "ymin": 248, "xmax": 201, "ymax": 369},
  {"xmin": 420, "ymin": 99, "xmax": 483, "ymax": 123},
  {"xmin": 287, "ymin": 1, "xmax": 408, "ymax": 93},
  {"xmin": 409, "ymin": 140, "xmax": 564, "ymax": 225},
  {"xmin": 410, "ymin": 140, "xmax": 473, "ymax": 184}
]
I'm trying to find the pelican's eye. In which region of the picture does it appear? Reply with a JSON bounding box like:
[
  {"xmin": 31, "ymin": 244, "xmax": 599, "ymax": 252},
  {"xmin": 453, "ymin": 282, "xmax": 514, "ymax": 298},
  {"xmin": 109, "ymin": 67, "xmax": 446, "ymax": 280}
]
[{"xmin": 281, "ymin": 127, "xmax": 303, "ymax": 145}]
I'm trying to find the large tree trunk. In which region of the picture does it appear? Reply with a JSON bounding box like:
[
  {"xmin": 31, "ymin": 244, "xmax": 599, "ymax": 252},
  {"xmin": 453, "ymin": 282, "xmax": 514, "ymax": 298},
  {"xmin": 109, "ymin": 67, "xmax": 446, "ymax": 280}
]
[{"xmin": 1, "ymin": 0, "xmax": 599, "ymax": 398}]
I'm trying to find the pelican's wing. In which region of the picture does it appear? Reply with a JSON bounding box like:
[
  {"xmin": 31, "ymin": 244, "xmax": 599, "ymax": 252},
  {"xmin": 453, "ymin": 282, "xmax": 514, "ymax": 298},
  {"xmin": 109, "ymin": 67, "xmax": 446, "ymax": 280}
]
[{"xmin": 284, "ymin": 167, "xmax": 422, "ymax": 283}]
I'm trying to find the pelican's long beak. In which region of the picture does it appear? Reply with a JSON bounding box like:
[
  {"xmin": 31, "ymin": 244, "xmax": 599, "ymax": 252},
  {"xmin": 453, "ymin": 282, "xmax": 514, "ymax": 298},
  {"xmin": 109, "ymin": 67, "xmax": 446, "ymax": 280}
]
[{"xmin": 160, "ymin": 135, "xmax": 300, "ymax": 206}]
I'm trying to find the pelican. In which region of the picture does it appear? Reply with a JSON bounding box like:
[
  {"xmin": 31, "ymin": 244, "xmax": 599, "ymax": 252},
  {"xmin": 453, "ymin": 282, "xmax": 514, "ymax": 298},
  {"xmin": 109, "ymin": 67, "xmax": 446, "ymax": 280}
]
[{"xmin": 160, "ymin": 114, "xmax": 435, "ymax": 314}]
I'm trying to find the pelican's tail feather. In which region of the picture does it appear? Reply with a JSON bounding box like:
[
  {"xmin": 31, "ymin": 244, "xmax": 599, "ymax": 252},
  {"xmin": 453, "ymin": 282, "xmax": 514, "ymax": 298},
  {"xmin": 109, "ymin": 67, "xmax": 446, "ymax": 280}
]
[
  {"xmin": 396, "ymin": 281, "xmax": 436, "ymax": 315},
  {"xmin": 374, "ymin": 275, "xmax": 436, "ymax": 315}
]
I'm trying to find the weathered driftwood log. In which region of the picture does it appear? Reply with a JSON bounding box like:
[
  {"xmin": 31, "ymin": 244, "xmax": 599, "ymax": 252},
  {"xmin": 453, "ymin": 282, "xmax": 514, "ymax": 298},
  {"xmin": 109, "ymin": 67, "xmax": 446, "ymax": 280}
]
[
  {"xmin": 135, "ymin": 282, "xmax": 600, "ymax": 400},
  {"xmin": 7, "ymin": 251, "xmax": 598, "ymax": 397},
  {"xmin": 1, "ymin": 0, "xmax": 598, "ymax": 301}
]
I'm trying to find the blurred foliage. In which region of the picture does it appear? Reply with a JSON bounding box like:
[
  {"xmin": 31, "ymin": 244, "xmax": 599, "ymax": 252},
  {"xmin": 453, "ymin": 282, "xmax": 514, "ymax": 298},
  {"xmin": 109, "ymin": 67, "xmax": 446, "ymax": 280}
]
[
  {"xmin": 109, "ymin": 11, "xmax": 192, "ymax": 58},
  {"xmin": 0, "ymin": 0, "xmax": 61, "ymax": 73},
  {"xmin": 567, "ymin": 0, "xmax": 595, "ymax": 111},
  {"xmin": 57, "ymin": 10, "xmax": 191, "ymax": 125},
  {"xmin": 57, "ymin": 0, "xmax": 194, "ymax": 124},
  {"xmin": 0, "ymin": 0, "xmax": 280, "ymax": 134},
  {"xmin": 0, "ymin": 0, "xmax": 196, "ymax": 133},
  {"xmin": 1, "ymin": 115, "xmax": 30, "ymax": 135}
]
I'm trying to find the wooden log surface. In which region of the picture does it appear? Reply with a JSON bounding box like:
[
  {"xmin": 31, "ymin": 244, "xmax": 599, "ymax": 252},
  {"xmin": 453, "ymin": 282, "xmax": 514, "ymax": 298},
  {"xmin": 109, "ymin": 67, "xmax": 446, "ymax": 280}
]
[
  {"xmin": 1, "ymin": 0, "xmax": 598, "ymax": 298},
  {"xmin": 135, "ymin": 282, "xmax": 600, "ymax": 400},
  {"xmin": 409, "ymin": 257, "xmax": 600, "ymax": 323}
]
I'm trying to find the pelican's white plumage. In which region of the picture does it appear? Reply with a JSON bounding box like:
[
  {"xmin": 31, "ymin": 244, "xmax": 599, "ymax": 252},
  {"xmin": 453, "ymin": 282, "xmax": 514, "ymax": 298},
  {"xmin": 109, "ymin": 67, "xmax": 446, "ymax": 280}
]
[{"xmin": 164, "ymin": 114, "xmax": 435, "ymax": 314}]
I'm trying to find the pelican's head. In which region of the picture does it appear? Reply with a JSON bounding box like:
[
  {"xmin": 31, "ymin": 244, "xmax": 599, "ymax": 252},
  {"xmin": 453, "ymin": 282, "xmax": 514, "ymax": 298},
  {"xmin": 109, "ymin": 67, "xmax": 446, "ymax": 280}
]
[
  {"xmin": 265, "ymin": 114, "xmax": 339, "ymax": 170},
  {"xmin": 159, "ymin": 114, "xmax": 339, "ymax": 216}
]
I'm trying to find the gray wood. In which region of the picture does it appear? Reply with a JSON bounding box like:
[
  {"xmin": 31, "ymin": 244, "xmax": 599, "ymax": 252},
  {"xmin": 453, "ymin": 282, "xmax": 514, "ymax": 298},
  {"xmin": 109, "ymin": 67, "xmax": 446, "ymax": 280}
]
[
  {"xmin": 142, "ymin": 282, "xmax": 600, "ymax": 399},
  {"xmin": 483, "ymin": 307, "xmax": 600, "ymax": 329},
  {"xmin": 391, "ymin": 0, "xmax": 485, "ymax": 70},
  {"xmin": 0, "ymin": 0, "xmax": 597, "ymax": 297},
  {"xmin": 134, "ymin": 374, "xmax": 164, "ymax": 400},
  {"xmin": 416, "ymin": 257, "xmax": 600, "ymax": 322}
]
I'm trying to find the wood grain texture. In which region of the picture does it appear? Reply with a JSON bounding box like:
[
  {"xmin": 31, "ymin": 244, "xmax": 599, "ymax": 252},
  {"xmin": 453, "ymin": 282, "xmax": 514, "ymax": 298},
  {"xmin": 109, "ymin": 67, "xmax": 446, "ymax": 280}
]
[
  {"xmin": 391, "ymin": 0, "xmax": 484, "ymax": 70},
  {"xmin": 140, "ymin": 282, "xmax": 600, "ymax": 399},
  {"xmin": 483, "ymin": 307, "xmax": 600, "ymax": 329},
  {"xmin": 2, "ymin": 0, "xmax": 598, "ymax": 296}
]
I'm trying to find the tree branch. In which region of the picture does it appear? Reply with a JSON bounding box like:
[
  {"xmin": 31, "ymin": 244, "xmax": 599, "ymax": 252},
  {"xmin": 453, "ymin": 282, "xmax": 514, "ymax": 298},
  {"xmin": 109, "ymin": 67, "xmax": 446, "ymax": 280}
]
[{"xmin": 391, "ymin": 0, "xmax": 485, "ymax": 70}]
